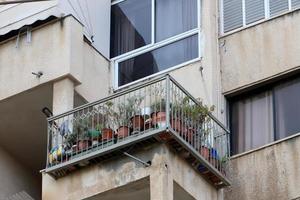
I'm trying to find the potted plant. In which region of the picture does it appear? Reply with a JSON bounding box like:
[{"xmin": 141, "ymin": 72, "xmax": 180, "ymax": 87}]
[
  {"xmin": 73, "ymin": 119, "xmax": 90, "ymax": 151},
  {"xmin": 170, "ymin": 99, "xmax": 183, "ymax": 133},
  {"xmin": 114, "ymin": 100, "xmax": 133, "ymax": 139},
  {"xmin": 129, "ymin": 96, "xmax": 144, "ymax": 133},
  {"xmin": 181, "ymin": 97, "xmax": 215, "ymax": 145},
  {"xmin": 88, "ymin": 123, "xmax": 102, "ymax": 146},
  {"xmin": 100, "ymin": 101, "xmax": 115, "ymax": 141},
  {"xmin": 150, "ymin": 98, "xmax": 167, "ymax": 128}
]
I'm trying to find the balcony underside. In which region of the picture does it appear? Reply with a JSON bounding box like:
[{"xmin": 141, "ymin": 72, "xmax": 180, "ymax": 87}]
[{"xmin": 45, "ymin": 127, "xmax": 230, "ymax": 188}]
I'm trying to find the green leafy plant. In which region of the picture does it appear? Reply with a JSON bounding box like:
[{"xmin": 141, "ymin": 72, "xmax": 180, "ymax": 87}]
[
  {"xmin": 150, "ymin": 98, "xmax": 167, "ymax": 113},
  {"xmin": 181, "ymin": 96, "xmax": 214, "ymax": 124},
  {"xmin": 73, "ymin": 118, "xmax": 90, "ymax": 140},
  {"xmin": 114, "ymin": 96, "xmax": 143, "ymax": 127},
  {"xmin": 65, "ymin": 133, "xmax": 77, "ymax": 149}
]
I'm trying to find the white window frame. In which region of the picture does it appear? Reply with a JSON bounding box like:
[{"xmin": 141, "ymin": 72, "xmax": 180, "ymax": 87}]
[
  {"xmin": 111, "ymin": 0, "xmax": 202, "ymax": 90},
  {"xmin": 220, "ymin": 0, "xmax": 299, "ymax": 36}
]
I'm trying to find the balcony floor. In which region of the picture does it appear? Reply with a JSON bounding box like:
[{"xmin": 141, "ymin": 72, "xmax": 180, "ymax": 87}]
[{"xmin": 45, "ymin": 128, "xmax": 230, "ymax": 188}]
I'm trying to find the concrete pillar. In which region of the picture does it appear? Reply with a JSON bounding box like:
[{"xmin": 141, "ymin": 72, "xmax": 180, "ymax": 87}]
[
  {"xmin": 52, "ymin": 78, "xmax": 74, "ymax": 115},
  {"xmin": 51, "ymin": 78, "xmax": 74, "ymax": 147},
  {"xmin": 150, "ymin": 163, "xmax": 173, "ymax": 200}
]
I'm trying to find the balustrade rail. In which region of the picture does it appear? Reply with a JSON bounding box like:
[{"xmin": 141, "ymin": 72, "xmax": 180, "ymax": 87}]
[{"xmin": 46, "ymin": 75, "xmax": 230, "ymax": 177}]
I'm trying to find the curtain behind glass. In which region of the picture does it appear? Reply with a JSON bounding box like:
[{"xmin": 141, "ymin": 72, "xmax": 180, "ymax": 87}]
[
  {"xmin": 274, "ymin": 78, "xmax": 300, "ymax": 139},
  {"xmin": 231, "ymin": 91, "xmax": 274, "ymax": 154},
  {"xmin": 110, "ymin": 0, "xmax": 152, "ymax": 58},
  {"xmin": 118, "ymin": 35, "xmax": 198, "ymax": 86},
  {"xmin": 156, "ymin": 0, "xmax": 197, "ymax": 42}
]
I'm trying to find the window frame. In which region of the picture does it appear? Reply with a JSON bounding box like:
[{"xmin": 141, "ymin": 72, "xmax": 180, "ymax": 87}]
[
  {"xmin": 111, "ymin": 0, "xmax": 202, "ymax": 90},
  {"xmin": 228, "ymin": 75, "xmax": 300, "ymax": 155},
  {"xmin": 220, "ymin": 0, "xmax": 300, "ymax": 36}
]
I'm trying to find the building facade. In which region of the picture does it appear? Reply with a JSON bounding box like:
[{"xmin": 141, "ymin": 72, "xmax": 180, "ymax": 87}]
[{"xmin": 0, "ymin": 0, "xmax": 299, "ymax": 199}]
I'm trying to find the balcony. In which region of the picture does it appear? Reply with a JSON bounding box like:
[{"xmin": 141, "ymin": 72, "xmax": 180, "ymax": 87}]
[{"xmin": 45, "ymin": 75, "xmax": 230, "ymax": 187}]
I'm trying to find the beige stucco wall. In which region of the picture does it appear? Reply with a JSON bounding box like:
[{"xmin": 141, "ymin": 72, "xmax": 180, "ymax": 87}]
[
  {"xmin": 0, "ymin": 146, "xmax": 40, "ymax": 200},
  {"xmin": 0, "ymin": 14, "xmax": 110, "ymax": 103},
  {"xmin": 42, "ymin": 144, "xmax": 218, "ymax": 200},
  {"xmin": 220, "ymin": 10, "xmax": 300, "ymax": 94},
  {"xmin": 0, "ymin": 16, "xmax": 82, "ymax": 101},
  {"xmin": 75, "ymin": 42, "xmax": 110, "ymax": 102},
  {"xmin": 224, "ymin": 134, "xmax": 300, "ymax": 200}
]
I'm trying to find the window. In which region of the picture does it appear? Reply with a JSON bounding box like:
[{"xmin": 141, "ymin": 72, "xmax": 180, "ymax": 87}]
[
  {"xmin": 110, "ymin": 0, "xmax": 152, "ymax": 58},
  {"xmin": 111, "ymin": 0, "xmax": 200, "ymax": 87},
  {"xmin": 221, "ymin": 0, "xmax": 300, "ymax": 34},
  {"xmin": 118, "ymin": 35, "xmax": 198, "ymax": 86},
  {"xmin": 229, "ymin": 76, "xmax": 300, "ymax": 155}
]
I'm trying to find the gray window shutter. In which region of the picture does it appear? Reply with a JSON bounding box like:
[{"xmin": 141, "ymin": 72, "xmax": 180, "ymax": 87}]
[
  {"xmin": 292, "ymin": 0, "xmax": 300, "ymax": 9},
  {"xmin": 269, "ymin": 0, "xmax": 289, "ymax": 17},
  {"xmin": 223, "ymin": 0, "xmax": 243, "ymax": 33},
  {"xmin": 245, "ymin": 0, "xmax": 265, "ymax": 25}
]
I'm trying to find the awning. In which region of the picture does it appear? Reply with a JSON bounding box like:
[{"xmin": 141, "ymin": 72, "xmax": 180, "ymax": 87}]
[{"xmin": 0, "ymin": 2, "xmax": 62, "ymax": 36}]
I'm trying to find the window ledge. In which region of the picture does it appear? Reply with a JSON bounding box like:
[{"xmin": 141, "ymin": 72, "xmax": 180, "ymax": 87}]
[
  {"xmin": 219, "ymin": 7, "xmax": 300, "ymax": 39},
  {"xmin": 230, "ymin": 132, "xmax": 300, "ymax": 160}
]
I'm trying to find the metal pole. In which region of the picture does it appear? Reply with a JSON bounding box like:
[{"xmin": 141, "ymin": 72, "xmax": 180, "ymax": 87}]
[
  {"xmin": 123, "ymin": 152, "xmax": 151, "ymax": 167},
  {"xmin": 165, "ymin": 75, "xmax": 170, "ymax": 129}
]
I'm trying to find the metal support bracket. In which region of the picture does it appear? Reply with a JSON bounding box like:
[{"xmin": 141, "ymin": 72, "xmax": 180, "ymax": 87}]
[{"xmin": 123, "ymin": 152, "xmax": 151, "ymax": 167}]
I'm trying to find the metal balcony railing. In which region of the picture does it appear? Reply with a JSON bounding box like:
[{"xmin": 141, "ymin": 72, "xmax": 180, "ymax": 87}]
[{"xmin": 45, "ymin": 75, "xmax": 230, "ymax": 186}]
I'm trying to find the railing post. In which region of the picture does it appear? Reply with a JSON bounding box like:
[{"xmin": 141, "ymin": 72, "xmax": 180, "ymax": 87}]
[
  {"xmin": 46, "ymin": 121, "xmax": 51, "ymax": 167},
  {"xmin": 165, "ymin": 75, "xmax": 170, "ymax": 129}
]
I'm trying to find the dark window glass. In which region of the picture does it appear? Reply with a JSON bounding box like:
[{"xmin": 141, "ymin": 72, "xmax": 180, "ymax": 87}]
[
  {"xmin": 156, "ymin": 0, "xmax": 197, "ymax": 41},
  {"xmin": 274, "ymin": 78, "xmax": 300, "ymax": 139},
  {"xmin": 231, "ymin": 91, "xmax": 274, "ymax": 154},
  {"xmin": 118, "ymin": 35, "xmax": 198, "ymax": 86},
  {"xmin": 230, "ymin": 76, "xmax": 300, "ymax": 155},
  {"xmin": 110, "ymin": 0, "xmax": 152, "ymax": 58}
]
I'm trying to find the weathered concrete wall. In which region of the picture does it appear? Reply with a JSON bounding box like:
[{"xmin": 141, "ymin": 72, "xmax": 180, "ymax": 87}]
[
  {"xmin": 0, "ymin": 146, "xmax": 40, "ymax": 200},
  {"xmin": 42, "ymin": 144, "xmax": 218, "ymax": 200},
  {"xmin": 74, "ymin": 42, "xmax": 110, "ymax": 102},
  {"xmin": 220, "ymin": 10, "xmax": 300, "ymax": 94},
  {"xmin": 0, "ymin": 16, "xmax": 82, "ymax": 101},
  {"xmin": 224, "ymin": 135, "xmax": 300, "ymax": 200}
]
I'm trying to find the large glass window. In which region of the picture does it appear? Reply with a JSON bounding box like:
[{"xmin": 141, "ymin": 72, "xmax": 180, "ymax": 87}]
[
  {"xmin": 156, "ymin": 0, "xmax": 197, "ymax": 41},
  {"xmin": 230, "ymin": 76, "xmax": 300, "ymax": 155},
  {"xmin": 111, "ymin": 0, "xmax": 199, "ymax": 87},
  {"xmin": 118, "ymin": 35, "xmax": 198, "ymax": 86},
  {"xmin": 110, "ymin": 0, "xmax": 152, "ymax": 58}
]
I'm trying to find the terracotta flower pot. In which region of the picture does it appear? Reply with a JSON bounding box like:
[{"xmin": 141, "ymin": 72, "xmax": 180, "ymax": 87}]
[
  {"xmin": 151, "ymin": 112, "xmax": 166, "ymax": 128},
  {"xmin": 171, "ymin": 118, "xmax": 182, "ymax": 132},
  {"xmin": 116, "ymin": 126, "xmax": 130, "ymax": 138},
  {"xmin": 184, "ymin": 128, "xmax": 194, "ymax": 143},
  {"xmin": 102, "ymin": 128, "xmax": 114, "ymax": 141},
  {"xmin": 199, "ymin": 146, "xmax": 210, "ymax": 160},
  {"xmin": 130, "ymin": 115, "xmax": 145, "ymax": 131},
  {"xmin": 77, "ymin": 140, "xmax": 89, "ymax": 151}
]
